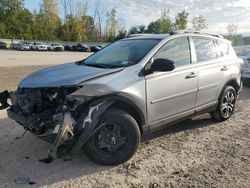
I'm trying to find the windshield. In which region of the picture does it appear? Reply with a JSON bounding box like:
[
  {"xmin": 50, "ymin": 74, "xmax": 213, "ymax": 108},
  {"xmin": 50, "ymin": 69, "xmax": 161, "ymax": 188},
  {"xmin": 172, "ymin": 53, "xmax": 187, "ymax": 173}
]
[{"xmin": 84, "ymin": 39, "xmax": 160, "ymax": 68}]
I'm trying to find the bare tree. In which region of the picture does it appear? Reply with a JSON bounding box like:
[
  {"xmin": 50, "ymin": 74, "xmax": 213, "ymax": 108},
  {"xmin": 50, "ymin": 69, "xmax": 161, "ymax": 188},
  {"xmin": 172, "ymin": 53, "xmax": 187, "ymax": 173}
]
[
  {"xmin": 227, "ymin": 23, "xmax": 238, "ymax": 36},
  {"xmin": 226, "ymin": 23, "xmax": 241, "ymax": 45},
  {"xmin": 192, "ymin": 15, "xmax": 208, "ymax": 31},
  {"xmin": 93, "ymin": 0, "xmax": 104, "ymax": 39},
  {"xmin": 74, "ymin": 0, "xmax": 88, "ymax": 18},
  {"xmin": 117, "ymin": 18, "xmax": 126, "ymax": 31},
  {"xmin": 62, "ymin": 0, "xmax": 68, "ymax": 19},
  {"xmin": 62, "ymin": 0, "xmax": 69, "ymax": 39},
  {"xmin": 68, "ymin": 0, "xmax": 73, "ymax": 16}
]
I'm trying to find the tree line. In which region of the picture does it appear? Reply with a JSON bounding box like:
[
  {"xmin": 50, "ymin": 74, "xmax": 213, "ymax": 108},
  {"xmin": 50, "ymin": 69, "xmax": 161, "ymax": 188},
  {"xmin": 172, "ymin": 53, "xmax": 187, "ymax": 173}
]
[
  {"xmin": 2, "ymin": 0, "xmax": 245, "ymax": 44},
  {"xmin": 126, "ymin": 10, "xmax": 207, "ymax": 36}
]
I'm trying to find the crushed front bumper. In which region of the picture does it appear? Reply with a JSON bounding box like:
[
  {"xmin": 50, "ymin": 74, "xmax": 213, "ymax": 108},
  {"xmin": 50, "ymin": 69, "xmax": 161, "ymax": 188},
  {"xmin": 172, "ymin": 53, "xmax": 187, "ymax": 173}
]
[
  {"xmin": 0, "ymin": 91, "xmax": 10, "ymax": 110},
  {"xmin": 0, "ymin": 90, "xmax": 25, "ymax": 124}
]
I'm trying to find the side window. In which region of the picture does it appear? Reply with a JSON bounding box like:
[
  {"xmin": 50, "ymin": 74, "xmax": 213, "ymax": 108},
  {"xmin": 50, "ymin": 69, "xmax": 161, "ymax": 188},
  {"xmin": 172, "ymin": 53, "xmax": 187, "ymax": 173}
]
[
  {"xmin": 154, "ymin": 37, "xmax": 191, "ymax": 67},
  {"xmin": 216, "ymin": 40, "xmax": 229, "ymax": 57},
  {"xmin": 193, "ymin": 38, "xmax": 217, "ymax": 62}
]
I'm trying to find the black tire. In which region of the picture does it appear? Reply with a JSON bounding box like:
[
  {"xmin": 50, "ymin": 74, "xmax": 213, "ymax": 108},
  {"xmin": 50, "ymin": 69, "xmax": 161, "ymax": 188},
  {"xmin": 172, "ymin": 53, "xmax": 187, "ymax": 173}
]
[
  {"xmin": 84, "ymin": 109, "xmax": 141, "ymax": 165},
  {"xmin": 211, "ymin": 86, "xmax": 236, "ymax": 121}
]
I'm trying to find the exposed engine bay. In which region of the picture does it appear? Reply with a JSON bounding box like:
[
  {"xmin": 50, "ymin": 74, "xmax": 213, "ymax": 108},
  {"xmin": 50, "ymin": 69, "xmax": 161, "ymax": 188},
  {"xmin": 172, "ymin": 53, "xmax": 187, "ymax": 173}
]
[
  {"xmin": 0, "ymin": 87, "xmax": 114, "ymax": 158},
  {"xmin": 6, "ymin": 87, "xmax": 79, "ymax": 140}
]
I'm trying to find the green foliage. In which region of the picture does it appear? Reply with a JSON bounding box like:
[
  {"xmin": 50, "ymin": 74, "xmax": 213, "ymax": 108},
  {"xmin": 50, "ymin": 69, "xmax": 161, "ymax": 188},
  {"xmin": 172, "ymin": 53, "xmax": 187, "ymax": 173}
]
[
  {"xmin": 128, "ymin": 9, "xmax": 189, "ymax": 35},
  {"xmin": 148, "ymin": 9, "xmax": 173, "ymax": 34},
  {"xmin": 0, "ymin": 0, "xmax": 25, "ymax": 38},
  {"xmin": 0, "ymin": 22, "xmax": 6, "ymax": 38},
  {"xmin": 115, "ymin": 29, "xmax": 127, "ymax": 40},
  {"xmin": 129, "ymin": 25, "xmax": 146, "ymax": 34},
  {"xmin": 175, "ymin": 10, "xmax": 189, "ymax": 30},
  {"xmin": 0, "ymin": 2, "xmax": 215, "ymax": 43},
  {"xmin": 38, "ymin": 0, "xmax": 61, "ymax": 40},
  {"xmin": 18, "ymin": 8, "xmax": 33, "ymax": 39}
]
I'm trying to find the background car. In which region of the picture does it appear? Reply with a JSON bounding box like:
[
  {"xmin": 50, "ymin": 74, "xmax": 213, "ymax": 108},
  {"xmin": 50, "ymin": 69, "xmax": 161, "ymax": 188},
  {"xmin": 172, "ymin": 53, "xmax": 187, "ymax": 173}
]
[
  {"xmin": 48, "ymin": 43, "xmax": 64, "ymax": 51},
  {"xmin": 10, "ymin": 43, "xmax": 19, "ymax": 50},
  {"xmin": 90, "ymin": 45, "xmax": 102, "ymax": 52},
  {"xmin": 0, "ymin": 41, "xmax": 8, "ymax": 49},
  {"xmin": 18, "ymin": 41, "xmax": 32, "ymax": 51},
  {"xmin": 31, "ymin": 42, "xmax": 48, "ymax": 51},
  {"xmin": 72, "ymin": 43, "xmax": 91, "ymax": 52},
  {"xmin": 64, "ymin": 44, "xmax": 72, "ymax": 51}
]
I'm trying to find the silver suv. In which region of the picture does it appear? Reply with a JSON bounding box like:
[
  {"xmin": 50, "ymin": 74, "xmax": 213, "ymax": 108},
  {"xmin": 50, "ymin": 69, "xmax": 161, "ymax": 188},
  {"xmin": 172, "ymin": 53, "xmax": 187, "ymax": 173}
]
[{"xmin": 0, "ymin": 32, "xmax": 243, "ymax": 165}]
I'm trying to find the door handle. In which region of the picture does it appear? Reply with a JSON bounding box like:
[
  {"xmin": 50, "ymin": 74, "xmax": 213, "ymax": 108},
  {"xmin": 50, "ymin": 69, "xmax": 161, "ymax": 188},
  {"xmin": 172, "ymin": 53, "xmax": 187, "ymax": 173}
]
[
  {"xmin": 186, "ymin": 72, "xmax": 197, "ymax": 79},
  {"xmin": 221, "ymin": 66, "xmax": 228, "ymax": 71}
]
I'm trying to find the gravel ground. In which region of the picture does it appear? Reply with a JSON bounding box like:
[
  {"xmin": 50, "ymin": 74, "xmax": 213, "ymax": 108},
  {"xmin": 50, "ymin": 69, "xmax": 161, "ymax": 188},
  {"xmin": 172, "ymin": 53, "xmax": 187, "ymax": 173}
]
[{"xmin": 0, "ymin": 52, "xmax": 249, "ymax": 188}]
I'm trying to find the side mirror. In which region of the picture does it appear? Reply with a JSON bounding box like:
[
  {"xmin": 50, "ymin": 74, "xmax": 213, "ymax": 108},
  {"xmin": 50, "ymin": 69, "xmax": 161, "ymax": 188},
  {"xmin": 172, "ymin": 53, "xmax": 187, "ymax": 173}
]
[{"xmin": 151, "ymin": 59, "xmax": 176, "ymax": 72}]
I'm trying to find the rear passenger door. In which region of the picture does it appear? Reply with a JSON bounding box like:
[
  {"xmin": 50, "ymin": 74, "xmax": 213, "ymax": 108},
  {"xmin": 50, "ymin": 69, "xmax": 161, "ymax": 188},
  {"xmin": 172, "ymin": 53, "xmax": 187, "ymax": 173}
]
[{"xmin": 192, "ymin": 37, "xmax": 231, "ymax": 108}]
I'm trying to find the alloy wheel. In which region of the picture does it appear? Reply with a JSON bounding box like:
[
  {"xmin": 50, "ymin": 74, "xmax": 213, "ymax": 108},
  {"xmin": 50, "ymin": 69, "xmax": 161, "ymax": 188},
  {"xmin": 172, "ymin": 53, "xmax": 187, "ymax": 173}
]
[{"xmin": 220, "ymin": 90, "xmax": 235, "ymax": 118}]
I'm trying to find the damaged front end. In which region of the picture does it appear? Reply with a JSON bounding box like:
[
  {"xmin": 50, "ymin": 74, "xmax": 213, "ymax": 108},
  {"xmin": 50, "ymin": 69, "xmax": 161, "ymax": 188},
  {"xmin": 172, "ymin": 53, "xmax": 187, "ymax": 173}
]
[{"xmin": 0, "ymin": 87, "xmax": 113, "ymax": 158}]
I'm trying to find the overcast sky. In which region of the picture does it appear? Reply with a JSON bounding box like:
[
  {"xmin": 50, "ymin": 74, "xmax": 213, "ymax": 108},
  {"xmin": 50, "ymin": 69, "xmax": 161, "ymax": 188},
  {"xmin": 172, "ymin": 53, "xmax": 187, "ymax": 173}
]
[{"xmin": 25, "ymin": 0, "xmax": 250, "ymax": 35}]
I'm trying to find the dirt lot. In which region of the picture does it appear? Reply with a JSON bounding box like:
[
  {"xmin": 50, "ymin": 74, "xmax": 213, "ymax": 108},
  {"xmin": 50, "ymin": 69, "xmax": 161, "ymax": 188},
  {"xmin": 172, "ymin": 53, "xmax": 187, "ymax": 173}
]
[
  {"xmin": 0, "ymin": 50, "xmax": 91, "ymax": 67},
  {"xmin": 0, "ymin": 52, "xmax": 249, "ymax": 188}
]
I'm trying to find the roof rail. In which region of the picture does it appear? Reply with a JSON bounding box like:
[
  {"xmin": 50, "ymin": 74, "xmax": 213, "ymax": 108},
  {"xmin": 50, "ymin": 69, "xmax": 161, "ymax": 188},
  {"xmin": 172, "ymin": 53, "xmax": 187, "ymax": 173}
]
[
  {"xmin": 170, "ymin": 30, "xmax": 224, "ymax": 39},
  {"xmin": 127, "ymin": 34, "xmax": 155, "ymax": 38}
]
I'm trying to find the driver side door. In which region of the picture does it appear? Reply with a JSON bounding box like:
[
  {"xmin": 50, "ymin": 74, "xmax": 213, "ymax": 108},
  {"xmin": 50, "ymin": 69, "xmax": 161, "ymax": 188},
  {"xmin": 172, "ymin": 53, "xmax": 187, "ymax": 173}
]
[{"xmin": 145, "ymin": 36, "xmax": 198, "ymax": 130}]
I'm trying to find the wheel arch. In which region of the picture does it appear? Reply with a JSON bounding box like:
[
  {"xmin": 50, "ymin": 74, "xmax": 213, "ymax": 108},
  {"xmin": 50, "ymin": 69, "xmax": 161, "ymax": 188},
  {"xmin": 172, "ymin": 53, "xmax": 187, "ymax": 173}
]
[
  {"xmin": 227, "ymin": 79, "xmax": 241, "ymax": 91},
  {"xmin": 71, "ymin": 94, "xmax": 146, "ymax": 153},
  {"xmin": 108, "ymin": 99, "xmax": 145, "ymax": 135},
  {"xmin": 218, "ymin": 78, "xmax": 241, "ymax": 99},
  {"xmin": 91, "ymin": 95, "xmax": 146, "ymax": 134}
]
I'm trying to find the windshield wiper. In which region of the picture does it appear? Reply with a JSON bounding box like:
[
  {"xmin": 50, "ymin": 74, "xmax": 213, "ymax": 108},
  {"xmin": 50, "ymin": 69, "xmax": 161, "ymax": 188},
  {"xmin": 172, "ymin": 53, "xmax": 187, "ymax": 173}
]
[
  {"xmin": 84, "ymin": 63, "xmax": 118, "ymax": 69},
  {"xmin": 76, "ymin": 60, "xmax": 109, "ymax": 68},
  {"xmin": 75, "ymin": 59, "xmax": 85, "ymax": 65}
]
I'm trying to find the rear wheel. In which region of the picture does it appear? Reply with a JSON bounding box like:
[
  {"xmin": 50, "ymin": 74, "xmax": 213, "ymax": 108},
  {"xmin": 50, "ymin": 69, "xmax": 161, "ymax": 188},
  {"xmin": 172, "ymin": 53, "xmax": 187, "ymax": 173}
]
[
  {"xmin": 211, "ymin": 86, "xmax": 236, "ymax": 121},
  {"xmin": 84, "ymin": 109, "xmax": 141, "ymax": 165}
]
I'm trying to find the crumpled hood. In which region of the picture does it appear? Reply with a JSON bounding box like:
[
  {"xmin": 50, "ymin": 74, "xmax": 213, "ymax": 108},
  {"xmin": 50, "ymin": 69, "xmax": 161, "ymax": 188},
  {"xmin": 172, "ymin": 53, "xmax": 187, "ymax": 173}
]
[{"xmin": 19, "ymin": 62, "xmax": 123, "ymax": 88}]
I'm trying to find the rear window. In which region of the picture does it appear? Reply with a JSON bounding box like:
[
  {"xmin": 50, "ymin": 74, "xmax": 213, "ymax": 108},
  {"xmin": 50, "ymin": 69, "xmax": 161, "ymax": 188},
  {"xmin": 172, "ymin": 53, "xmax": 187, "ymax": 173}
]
[{"xmin": 193, "ymin": 38, "xmax": 217, "ymax": 62}]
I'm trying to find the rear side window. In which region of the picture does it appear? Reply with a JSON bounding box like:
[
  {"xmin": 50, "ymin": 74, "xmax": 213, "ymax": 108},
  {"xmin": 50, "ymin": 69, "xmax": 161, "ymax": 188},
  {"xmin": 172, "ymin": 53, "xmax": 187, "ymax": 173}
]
[
  {"xmin": 193, "ymin": 38, "xmax": 217, "ymax": 62},
  {"xmin": 154, "ymin": 37, "xmax": 191, "ymax": 67},
  {"xmin": 216, "ymin": 41, "xmax": 229, "ymax": 57}
]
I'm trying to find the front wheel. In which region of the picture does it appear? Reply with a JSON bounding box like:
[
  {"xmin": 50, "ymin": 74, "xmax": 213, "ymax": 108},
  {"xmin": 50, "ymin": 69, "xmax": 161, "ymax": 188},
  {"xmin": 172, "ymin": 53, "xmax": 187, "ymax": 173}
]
[
  {"xmin": 211, "ymin": 86, "xmax": 236, "ymax": 121},
  {"xmin": 84, "ymin": 109, "xmax": 141, "ymax": 165}
]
